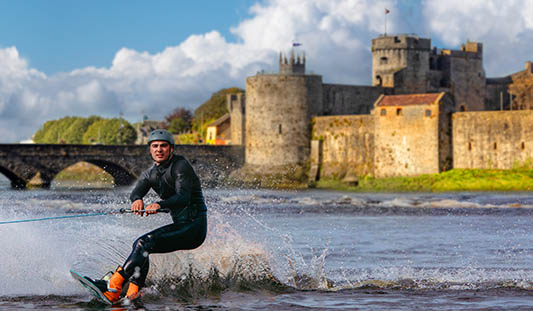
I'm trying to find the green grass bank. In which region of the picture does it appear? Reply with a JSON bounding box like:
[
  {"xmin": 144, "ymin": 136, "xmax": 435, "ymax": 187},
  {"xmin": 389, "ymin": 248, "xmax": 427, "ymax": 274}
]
[{"xmin": 315, "ymin": 169, "xmax": 533, "ymax": 192}]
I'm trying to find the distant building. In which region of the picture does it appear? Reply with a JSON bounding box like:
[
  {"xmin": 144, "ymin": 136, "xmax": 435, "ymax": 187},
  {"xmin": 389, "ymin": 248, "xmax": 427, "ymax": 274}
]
[
  {"xmin": 206, "ymin": 113, "xmax": 231, "ymax": 145},
  {"xmin": 227, "ymin": 33, "xmax": 533, "ymax": 180},
  {"xmin": 373, "ymin": 92, "xmax": 455, "ymax": 177},
  {"xmin": 136, "ymin": 120, "xmax": 166, "ymax": 145}
]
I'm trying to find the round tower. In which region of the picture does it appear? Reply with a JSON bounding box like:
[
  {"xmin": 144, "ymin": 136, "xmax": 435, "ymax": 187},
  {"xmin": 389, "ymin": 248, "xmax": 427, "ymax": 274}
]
[
  {"xmin": 371, "ymin": 35, "xmax": 431, "ymax": 93},
  {"xmin": 245, "ymin": 52, "xmax": 322, "ymax": 171}
]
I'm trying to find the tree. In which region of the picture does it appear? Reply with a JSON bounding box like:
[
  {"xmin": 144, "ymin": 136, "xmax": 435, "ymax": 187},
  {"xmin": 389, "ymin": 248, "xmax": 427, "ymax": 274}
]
[
  {"xmin": 34, "ymin": 117, "xmax": 78, "ymax": 143},
  {"xmin": 62, "ymin": 116, "xmax": 102, "ymax": 144},
  {"xmin": 82, "ymin": 118, "xmax": 137, "ymax": 145},
  {"xmin": 192, "ymin": 87, "xmax": 243, "ymax": 139},
  {"xmin": 193, "ymin": 87, "xmax": 243, "ymax": 126},
  {"xmin": 165, "ymin": 107, "xmax": 193, "ymax": 134}
]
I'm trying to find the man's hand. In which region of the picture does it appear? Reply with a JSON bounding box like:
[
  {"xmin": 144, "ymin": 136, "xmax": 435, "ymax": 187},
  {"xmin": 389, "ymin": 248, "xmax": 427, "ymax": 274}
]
[
  {"xmin": 132, "ymin": 199, "xmax": 144, "ymax": 216},
  {"xmin": 145, "ymin": 203, "xmax": 161, "ymax": 216}
]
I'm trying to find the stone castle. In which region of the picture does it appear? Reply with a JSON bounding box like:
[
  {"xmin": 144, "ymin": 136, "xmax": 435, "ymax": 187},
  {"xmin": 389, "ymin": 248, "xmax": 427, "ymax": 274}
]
[{"xmin": 227, "ymin": 34, "xmax": 533, "ymax": 181}]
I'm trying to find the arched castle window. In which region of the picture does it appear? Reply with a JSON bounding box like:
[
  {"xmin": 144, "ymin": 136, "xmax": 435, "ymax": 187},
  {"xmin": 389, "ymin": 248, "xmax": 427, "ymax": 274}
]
[
  {"xmin": 521, "ymin": 142, "xmax": 525, "ymax": 150},
  {"xmin": 425, "ymin": 109, "xmax": 431, "ymax": 117},
  {"xmin": 493, "ymin": 142, "xmax": 497, "ymax": 150},
  {"xmin": 468, "ymin": 142, "xmax": 472, "ymax": 151},
  {"xmin": 380, "ymin": 109, "xmax": 387, "ymax": 116},
  {"xmin": 459, "ymin": 105, "xmax": 466, "ymax": 112},
  {"xmin": 380, "ymin": 57, "xmax": 388, "ymax": 65},
  {"xmin": 278, "ymin": 124, "xmax": 282, "ymax": 134},
  {"xmin": 376, "ymin": 75, "xmax": 383, "ymax": 86}
]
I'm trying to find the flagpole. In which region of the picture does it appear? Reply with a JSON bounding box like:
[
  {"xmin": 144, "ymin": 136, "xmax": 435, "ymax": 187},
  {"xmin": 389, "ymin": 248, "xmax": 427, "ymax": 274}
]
[{"xmin": 384, "ymin": 8, "xmax": 390, "ymax": 36}]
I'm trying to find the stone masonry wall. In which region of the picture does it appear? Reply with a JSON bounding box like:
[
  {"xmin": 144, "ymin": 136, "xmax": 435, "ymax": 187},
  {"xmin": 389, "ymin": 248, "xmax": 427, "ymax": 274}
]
[
  {"xmin": 312, "ymin": 115, "xmax": 374, "ymax": 179},
  {"xmin": 227, "ymin": 93, "xmax": 246, "ymax": 145},
  {"xmin": 373, "ymin": 104, "xmax": 441, "ymax": 177},
  {"xmin": 448, "ymin": 55, "xmax": 486, "ymax": 111},
  {"xmin": 322, "ymin": 84, "xmax": 389, "ymax": 115},
  {"xmin": 453, "ymin": 111, "xmax": 533, "ymax": 169},
  {"xmin": 245, "ymin": 74, "xmax": 323, "ymax": 168}
]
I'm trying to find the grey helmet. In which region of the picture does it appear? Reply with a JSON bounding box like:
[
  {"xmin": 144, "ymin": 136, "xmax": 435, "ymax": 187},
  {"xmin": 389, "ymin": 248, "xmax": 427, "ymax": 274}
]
[{"xmin": 147, "ymin": 129, "xmax": 175, "ymax": 146}]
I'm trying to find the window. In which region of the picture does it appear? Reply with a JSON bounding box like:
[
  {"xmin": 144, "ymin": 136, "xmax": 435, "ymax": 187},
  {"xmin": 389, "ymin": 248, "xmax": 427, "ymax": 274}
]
[
  {"xmin": 396, "ymin": 108, "xmax": 402, "ymax": 116},
  {"xmin": 380, "ymin": 57, "xmax": 388, "ymax": 65},
  {"xmin": 468, "ymin": 142, "xmax": 472, "ymax": 151},
  {"xmin": 380, "ymin": 109, "xmax": 387, "ymax": 116},
  {"xmin": 376, "ymin": 75, "xmax": 383, "ymax": 86},
  {"xmin": 493, "ymin": 142, "xmax": 497, "ymax": 150},
  {"xmin": 278, "ymin": 124, "xmax": 282, "ymax": 134},
  {"xmin": 459, "ymin": 105, "xmax": 466, "ymax": 112},
  {"xmin": 425, "ymin": 109, "xmax": 431, "ymax": 117},
  {"xmin": 521, "ymin": 142, "xmax": 525, "ymax": 150}
]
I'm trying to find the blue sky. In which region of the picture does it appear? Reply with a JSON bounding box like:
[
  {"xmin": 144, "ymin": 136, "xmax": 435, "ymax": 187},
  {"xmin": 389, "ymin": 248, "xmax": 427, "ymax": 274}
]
[
  {"xmin": 0, "ymin": 0, "xmax": 254, "ymax": 74},
  {"xmin": 1, "ymin": 0, "xmax": 532, "ymax": 143}
]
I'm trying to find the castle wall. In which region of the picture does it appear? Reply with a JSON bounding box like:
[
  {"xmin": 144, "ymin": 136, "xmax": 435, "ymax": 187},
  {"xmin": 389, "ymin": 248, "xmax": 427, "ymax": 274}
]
[
  {"xmin": 447, "ymin": 54, "xmax": 486, "ymax": 111},
  {"xmin": 245, "ymin": 74, "xmax": 323, "ymax": 168},
  {"xmin": 322, "ymin": 84, "xmax": 389, "ymax": 115},
  {"xmin": 486, "ymin": 77, "xmax": 512, "ymax": 111},
  {"xmin": 453, "ymin": 111, "xmax": 533, "ymax": 169},
  {"xmin": 312, "ymin": 115, "xmax": 374, "ymax": 179},
  {"xmin": 373, "ymin": 102, "xmax": 441, "ymax": 177},
  {"xmin": 227, "ymin": 93, "xmax": 246, "ymax": 145}
]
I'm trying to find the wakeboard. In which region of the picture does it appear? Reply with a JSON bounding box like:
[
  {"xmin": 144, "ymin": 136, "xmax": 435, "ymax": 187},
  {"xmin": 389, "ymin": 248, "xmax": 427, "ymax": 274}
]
[{"xmin": 70, "ymin": 269, "xmax": 113, "ymax": 305}]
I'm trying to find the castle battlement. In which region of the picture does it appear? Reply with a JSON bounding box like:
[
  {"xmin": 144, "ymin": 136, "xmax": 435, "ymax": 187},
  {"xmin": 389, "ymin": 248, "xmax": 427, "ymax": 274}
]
[
  {"xmin": 279, "ymin": 50, "xmax": 305, "ymax": 75},
  {"xmin": 371, "ymin": 34, "xmax": 431, "ymax": 51}
]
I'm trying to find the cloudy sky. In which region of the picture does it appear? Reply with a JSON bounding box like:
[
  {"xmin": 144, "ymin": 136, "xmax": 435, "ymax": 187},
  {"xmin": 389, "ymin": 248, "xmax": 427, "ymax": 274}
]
[{"xmin": 1, "ymin": 0, "xmax": 532, "ymax": 143}]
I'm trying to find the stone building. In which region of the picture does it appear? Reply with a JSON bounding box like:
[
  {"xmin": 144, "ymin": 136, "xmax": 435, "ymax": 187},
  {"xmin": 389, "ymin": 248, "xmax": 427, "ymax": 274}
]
[
  {"xmin": 371, "ymin": 35, "xmax": 485, "ymax": 111},
  {"xmin": 228, "ymin": 34, "xmax": 533, "ymax": 180},
  {"xmin": 372, "ymin": 93, "xmax": 455, "ymax": 177},
  {"xmin": 486, "ymin": 61, "xmax": 533, "ymax": 111}
]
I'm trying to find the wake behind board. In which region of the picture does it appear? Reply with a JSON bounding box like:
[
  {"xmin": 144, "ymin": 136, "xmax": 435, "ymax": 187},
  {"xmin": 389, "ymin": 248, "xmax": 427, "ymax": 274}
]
[{"xmin": 70, "ymin": 269, "xmax": 113, "ymax": 305}]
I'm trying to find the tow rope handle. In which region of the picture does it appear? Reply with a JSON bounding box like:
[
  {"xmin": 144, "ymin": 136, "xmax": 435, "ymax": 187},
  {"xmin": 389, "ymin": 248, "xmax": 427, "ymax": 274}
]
[{"xmin": 118, "ymin": 208, "xmax": 170, "ymax": 214}]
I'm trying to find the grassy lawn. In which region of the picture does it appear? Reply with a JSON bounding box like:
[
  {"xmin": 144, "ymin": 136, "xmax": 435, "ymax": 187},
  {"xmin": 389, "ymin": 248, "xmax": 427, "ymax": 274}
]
[{"xmin": 315, "ymin": 169, "xmax": 533, "ymax": 192}]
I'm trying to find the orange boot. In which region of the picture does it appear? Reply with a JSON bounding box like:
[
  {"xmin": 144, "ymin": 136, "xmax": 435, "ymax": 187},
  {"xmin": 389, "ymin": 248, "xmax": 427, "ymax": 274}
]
[
  {"xmin": 125, "ymin": 282, "xmax": 140, "ymax": 301},
  {"xmin": 103, "ymin": 267, "xmax": 125, "ymax": 303}
]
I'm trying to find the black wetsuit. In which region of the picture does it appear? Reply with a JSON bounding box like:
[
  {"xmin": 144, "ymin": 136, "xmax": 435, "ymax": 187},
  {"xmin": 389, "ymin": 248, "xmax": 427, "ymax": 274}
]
[{"xmin": 124, "ymin": 154, "xmax": 207, "ymax": 286}]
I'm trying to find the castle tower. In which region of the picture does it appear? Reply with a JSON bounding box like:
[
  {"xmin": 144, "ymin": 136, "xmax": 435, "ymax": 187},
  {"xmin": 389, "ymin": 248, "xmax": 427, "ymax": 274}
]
[
  {"xmin": 245, "ymin": 53, "xmax": 322, "ymax": 171},
  {"xmin": 279, "ymin": 50, "xmax": 306, "ymax": 75},
  {"xmin": 439, "ymin": 41, "xmax": 485, "ymax": 111},
  {"xmin": 371, "ymin": 35, "xmax": 432, "ymax": 93},
  {"xmin": 227, "ymin": 93, "xmax": 246, "ymax": 145}
]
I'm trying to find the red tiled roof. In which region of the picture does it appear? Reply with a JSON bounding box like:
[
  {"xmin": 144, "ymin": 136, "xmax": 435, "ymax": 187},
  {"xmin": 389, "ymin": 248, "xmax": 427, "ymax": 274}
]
[{"xmin": 376, "ymin": 93, "xmax": 443, "ymax": 107}]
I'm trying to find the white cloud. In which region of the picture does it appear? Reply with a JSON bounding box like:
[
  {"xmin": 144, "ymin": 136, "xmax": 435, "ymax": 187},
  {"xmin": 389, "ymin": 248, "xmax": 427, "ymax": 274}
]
[
  {"xmin": 1, "ymin": 0, "xmax": 532, "ymax": 143},
  {"xmin": 423, "ymin": 0, "xmax": 533, "ymax": 76}
]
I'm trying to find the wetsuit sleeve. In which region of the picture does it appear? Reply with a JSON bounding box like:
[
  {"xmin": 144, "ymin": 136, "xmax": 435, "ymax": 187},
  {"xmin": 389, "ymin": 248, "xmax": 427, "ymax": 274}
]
[
  {"xmin": 157, "ymin": 159, "xmax": 193, "ymax": 210},
  {"xmin": 129, "ymin": 170, "xmax": 151, "ymax": 202}
]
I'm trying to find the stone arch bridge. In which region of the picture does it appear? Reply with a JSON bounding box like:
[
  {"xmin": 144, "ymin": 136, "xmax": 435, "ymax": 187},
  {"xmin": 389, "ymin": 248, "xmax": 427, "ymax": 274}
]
[{"xmin": 0, "ymin": 144, "xmax": 244, "ymax": 188}]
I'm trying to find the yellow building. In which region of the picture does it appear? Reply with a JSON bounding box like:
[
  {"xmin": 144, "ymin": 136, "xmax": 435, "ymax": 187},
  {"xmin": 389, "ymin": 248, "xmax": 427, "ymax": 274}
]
[{"xmin": 206, "ymin": 113, "xmax": 231, "ymax": 145}]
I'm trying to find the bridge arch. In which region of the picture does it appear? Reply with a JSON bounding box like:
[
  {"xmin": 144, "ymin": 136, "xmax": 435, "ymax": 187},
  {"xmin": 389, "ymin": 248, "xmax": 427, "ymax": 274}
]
[
  {"xmin": 84, "ymin": 159, "xmax": 137, "ymax": 186},
  {"xmin": 0, "ymin": 160, "xmax": 40, "ymax": 189}
]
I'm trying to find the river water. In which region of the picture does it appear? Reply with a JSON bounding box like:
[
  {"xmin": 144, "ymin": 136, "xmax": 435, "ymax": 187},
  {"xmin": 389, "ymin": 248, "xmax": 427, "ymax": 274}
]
[{"xmin": 1, "ymin": 177, "xmax": 533, "ymax": 310}]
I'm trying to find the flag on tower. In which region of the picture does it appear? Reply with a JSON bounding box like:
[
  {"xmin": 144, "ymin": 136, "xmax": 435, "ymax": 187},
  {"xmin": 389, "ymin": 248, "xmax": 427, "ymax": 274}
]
[
  {"xmin": 385, "ymin": 8, "xmax": 390, "ymax": 14},
  {"xmin": 293, "ymin": 42, "xmax": 302, "ymax": 47}
]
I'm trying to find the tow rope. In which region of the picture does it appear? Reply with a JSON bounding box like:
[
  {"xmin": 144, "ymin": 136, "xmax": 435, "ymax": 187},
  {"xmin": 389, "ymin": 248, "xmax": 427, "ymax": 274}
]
[{"xmin": 0, "ymin": 208, "xmax": 169, "ymax": 225}]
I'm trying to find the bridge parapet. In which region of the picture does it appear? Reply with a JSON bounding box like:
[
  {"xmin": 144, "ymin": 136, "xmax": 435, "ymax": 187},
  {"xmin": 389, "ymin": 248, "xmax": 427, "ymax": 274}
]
[{"xmin": 0, "ymin": 144, "xmax": 244, "ymax": 188}]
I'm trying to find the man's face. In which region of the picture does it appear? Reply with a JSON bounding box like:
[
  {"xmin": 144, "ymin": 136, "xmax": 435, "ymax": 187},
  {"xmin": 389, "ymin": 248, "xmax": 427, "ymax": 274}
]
[{"xmin": 150, "ymin": 140, "xmax": 173, "ymax": 164}]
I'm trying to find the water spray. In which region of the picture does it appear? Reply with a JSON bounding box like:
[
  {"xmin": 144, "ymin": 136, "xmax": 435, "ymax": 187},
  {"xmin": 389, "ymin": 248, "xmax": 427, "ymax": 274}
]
[{"xmin": 0, "ymin": 208, "xmax": 170, "ymax": 225}]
